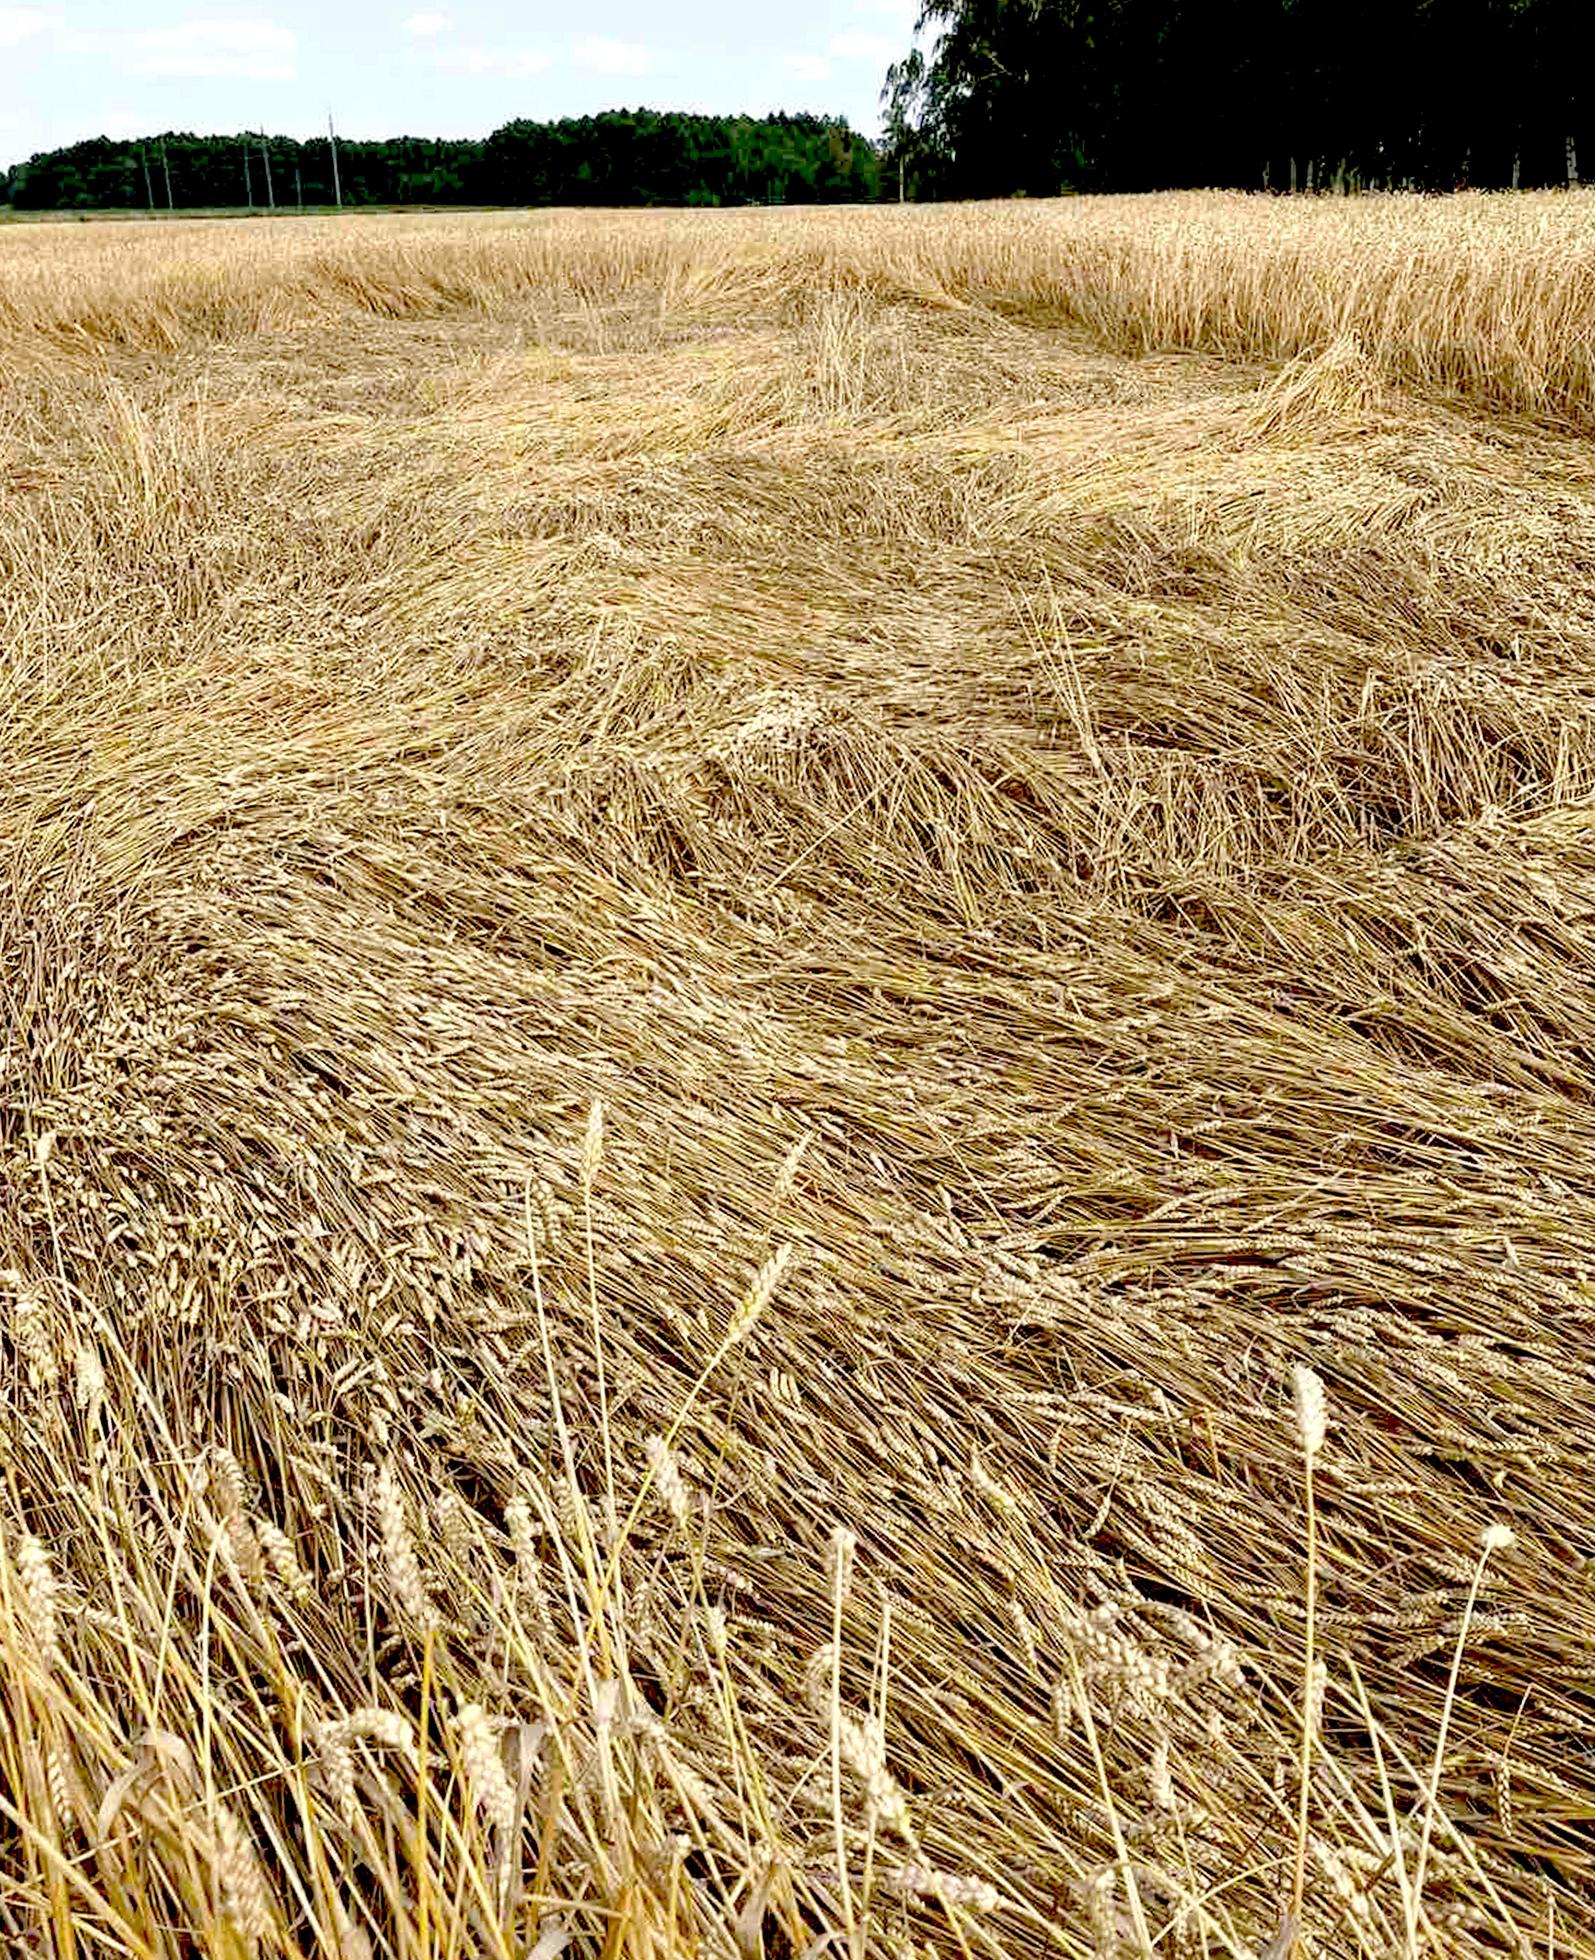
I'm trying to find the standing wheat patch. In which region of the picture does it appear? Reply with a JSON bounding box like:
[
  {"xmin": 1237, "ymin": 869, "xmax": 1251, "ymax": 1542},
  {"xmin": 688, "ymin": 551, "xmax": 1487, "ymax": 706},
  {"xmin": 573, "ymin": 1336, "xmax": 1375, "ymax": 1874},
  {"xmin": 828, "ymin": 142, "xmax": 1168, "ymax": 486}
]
[
  {"xmin": 1412, "ymin": 1524, "xmax": 1517, "ymax": 1909},
  {"xmin": 1290, "ymin": 1363, "xmax": 1328, "ymax": 1945},
  {"xmin": 826, "ymin": 1523, "xmax": 860, "ymax": 1949}
]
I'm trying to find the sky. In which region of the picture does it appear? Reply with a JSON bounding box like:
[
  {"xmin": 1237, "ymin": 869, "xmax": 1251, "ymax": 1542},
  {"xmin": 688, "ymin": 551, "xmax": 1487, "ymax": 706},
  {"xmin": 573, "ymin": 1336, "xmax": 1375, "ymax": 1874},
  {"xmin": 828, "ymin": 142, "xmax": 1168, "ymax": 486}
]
[{"xmin": 0, "ymin": 1, "xmax": 922, "ymax": 170}]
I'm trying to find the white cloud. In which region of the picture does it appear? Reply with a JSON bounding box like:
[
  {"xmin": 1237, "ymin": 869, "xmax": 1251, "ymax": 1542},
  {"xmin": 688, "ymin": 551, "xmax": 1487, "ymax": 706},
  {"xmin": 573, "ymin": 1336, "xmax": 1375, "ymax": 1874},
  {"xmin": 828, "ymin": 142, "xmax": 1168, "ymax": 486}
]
[
  {"xmin": 828, "ymin": 31, "xmax": 896, "ymax": 62},
  {"xmin": 0, "ymin": 7, "xmax": 60, "ymax": 46},
  {"xmin": 783, "ymin": 53, "xmax": 832, "ymax": 84},
  {"xmin": 572, "ymin": 35, "xmax": 651, "ymax": 78},
  {"xmin": 421, "ymin": 41, "xmax": 550, "ymax": 78},
  {"xmin": 405, "ymin": 9, "xmax": 452, "ymax": 34},
  {"xmin": 64, "ymin": 18, "xmax": 297, "ymax": 81}
]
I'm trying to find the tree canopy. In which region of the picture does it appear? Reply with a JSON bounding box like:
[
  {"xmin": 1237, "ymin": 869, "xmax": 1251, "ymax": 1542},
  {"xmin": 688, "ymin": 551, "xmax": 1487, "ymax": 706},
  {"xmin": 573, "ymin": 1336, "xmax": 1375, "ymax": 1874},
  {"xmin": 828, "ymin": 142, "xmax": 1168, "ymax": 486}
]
[
  {"xmin": 2, "ymin": 111, "xmax": 878, "ymax": 212},
  {"xmin": 884, "ymin": 0, "xmax": 1588, "ymax": 195}
]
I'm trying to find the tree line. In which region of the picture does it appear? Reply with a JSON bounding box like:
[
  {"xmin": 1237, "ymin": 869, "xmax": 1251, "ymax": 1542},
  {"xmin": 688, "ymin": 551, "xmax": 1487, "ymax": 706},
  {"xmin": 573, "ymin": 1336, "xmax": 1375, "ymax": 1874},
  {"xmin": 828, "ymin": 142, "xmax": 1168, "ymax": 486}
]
[
  {"xmin": 1, "ymin": 111, "xmax": 879, "ymax": 212},
  {"xmin": 9, "ymin": 4, "xmax": 1586, "ymax": 216},
  {"xmin": 884, "ymin": 0, "xmax": 1587, "ymax": 196}
]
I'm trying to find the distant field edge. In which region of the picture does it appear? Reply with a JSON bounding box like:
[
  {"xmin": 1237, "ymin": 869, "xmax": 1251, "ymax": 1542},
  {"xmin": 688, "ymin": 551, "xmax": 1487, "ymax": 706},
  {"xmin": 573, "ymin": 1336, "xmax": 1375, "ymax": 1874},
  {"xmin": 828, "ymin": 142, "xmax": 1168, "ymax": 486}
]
[{"xmin": 3, "ymin": 194, "xmax": 1593, "ymax": 433}]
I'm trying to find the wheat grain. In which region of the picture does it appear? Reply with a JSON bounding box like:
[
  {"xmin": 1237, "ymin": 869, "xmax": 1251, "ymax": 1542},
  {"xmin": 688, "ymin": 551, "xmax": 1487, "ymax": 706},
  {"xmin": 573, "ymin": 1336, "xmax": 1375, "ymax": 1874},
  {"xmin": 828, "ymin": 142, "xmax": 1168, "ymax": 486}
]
[
  {"xmin": 256, "ymin": 1518, "xmax": 312, "ymax": 1604},
  {"xmin": 314, "ymin": 1719, "xmax": 358, "ymax": 1822},
  {"xmin": 454, "ymin": 1701, "xmax": 518, "ymax": 1838},
  {"xmin": 374, "ymin": 1461, "xmax": 435, "ymax": 1630},
  {"xmin": 208, "ymin": 1446, "xmax": 248, "ymax": 1517},
  {"xmin": 1291, "ymin": 1365, "xmax": 1327, "ymax": 1460},
  {"xmin": 836, "ymin": 1712, "xmax": 913, "ymax": 1842},
  {"xmin": 886, "ymin": 1862, "xmax": 1001, "ymax": 1912},
  {"xmin": 729, "ymin": 1243, "xmax": 791, "ymax": 1344},
  {"xmin": 73, "ymin": 1340, "xmax": 105, "ymax": 1412},
  {"xmin": 1148, "ymin": 1735, "xmax": 1175, "ymax": 1814},
  {"xmin": 344, "ymin": 1708, "xmax": 416, "ymax": 1754},
  {"xmin": 644, "ymin": 1436, "xmax": 692, "ymax": 1529},
  {"xmin": 432, "ymin": 1488, "xmax": 476, "ymax": 1567},
  {"xmin": 1082, "ymin": 1866, "xmax": 1118, "ymax": 1960},
  {"xmin": 6, "ymin": 1275, "xmax": 58, "ymax": 1393},
  {"xmin": 581, "ymin": 1100, "xmax": 605, "ymax": 1190},
  {"xmin": 826, "ymin": 1526, "xmax": 857, "ymax": 1604},
  {"xmin": 15, "ymin": 1530, "xmax": 59, "ymax": 1672},
  {"xmin": 45, "ymin": 1743, "xmax": 74, "ymax": 1831},
  {"xmin": 214, "ymin": 1802, "xmax": 274, "ymax": 1949}
]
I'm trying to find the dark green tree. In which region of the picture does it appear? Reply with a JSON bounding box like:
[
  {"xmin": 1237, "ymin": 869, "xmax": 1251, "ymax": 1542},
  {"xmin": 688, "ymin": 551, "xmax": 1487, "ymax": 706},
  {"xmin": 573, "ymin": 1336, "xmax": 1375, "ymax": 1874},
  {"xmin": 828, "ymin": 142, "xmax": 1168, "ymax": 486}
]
[
  {"xmin": 5, "ymin": 113, "xmax": 878, "ymax": 213},
  {"xmin": 872, "ymin": 0, "xmax": 1587, "ymax": 194}
]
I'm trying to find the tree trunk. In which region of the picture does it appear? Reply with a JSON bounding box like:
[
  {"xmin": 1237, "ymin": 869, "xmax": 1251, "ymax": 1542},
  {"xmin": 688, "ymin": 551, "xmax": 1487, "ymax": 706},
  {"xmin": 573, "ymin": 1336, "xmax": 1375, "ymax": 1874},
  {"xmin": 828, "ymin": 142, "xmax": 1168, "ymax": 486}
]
[
  {"xmin": 1305, "ymin": 157, "xmax": 1315, "ymax": 192},
  {"xmin": 1569, "ymin": 134, "xmax": 1580, "ymax": 188},
  {"xmin": 1289, "ymin": 155, "xmax": 1298, "ymax": 194},
  {"xmin": 1511, "ymin": 151, "xmax": 1521, "ymax": 191}
]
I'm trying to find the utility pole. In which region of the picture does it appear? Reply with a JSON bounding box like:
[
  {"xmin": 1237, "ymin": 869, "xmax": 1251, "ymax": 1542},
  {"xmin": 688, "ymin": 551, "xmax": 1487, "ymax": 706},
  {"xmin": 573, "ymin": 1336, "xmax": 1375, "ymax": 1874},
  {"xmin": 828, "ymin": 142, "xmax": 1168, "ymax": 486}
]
[
  {"xmin": 140, "ymin": 145, "xmax": 155, "ymax": 211},
  {"xmin": 898, "ymin": 155, "xmax": 904, "ymax": 202},
  {"xmin": 243, "ymin": 140, "xmax": 253, "ymax": 208},
  {"xmin": 160, "ymin": 137, "xmax": 174, "ymax": 208},
  {"xmin": 261, "ymin": 134, "xmax": 275, "ymax": 209},
  {"xmin": 328, "ymin": 110, "xmax": 342, "ymax": 208},
  {"xmin": 295, "ymin": 165, "xmax": 303, "ymax": 211}
]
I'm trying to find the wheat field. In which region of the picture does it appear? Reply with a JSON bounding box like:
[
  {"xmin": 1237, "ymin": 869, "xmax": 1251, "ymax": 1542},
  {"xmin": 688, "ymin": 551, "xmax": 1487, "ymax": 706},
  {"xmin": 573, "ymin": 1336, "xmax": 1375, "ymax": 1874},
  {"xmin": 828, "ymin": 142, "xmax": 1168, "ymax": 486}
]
[{"xmin": 3, "ymin": 196, "xmax": 1595, "ymax": 1960}]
